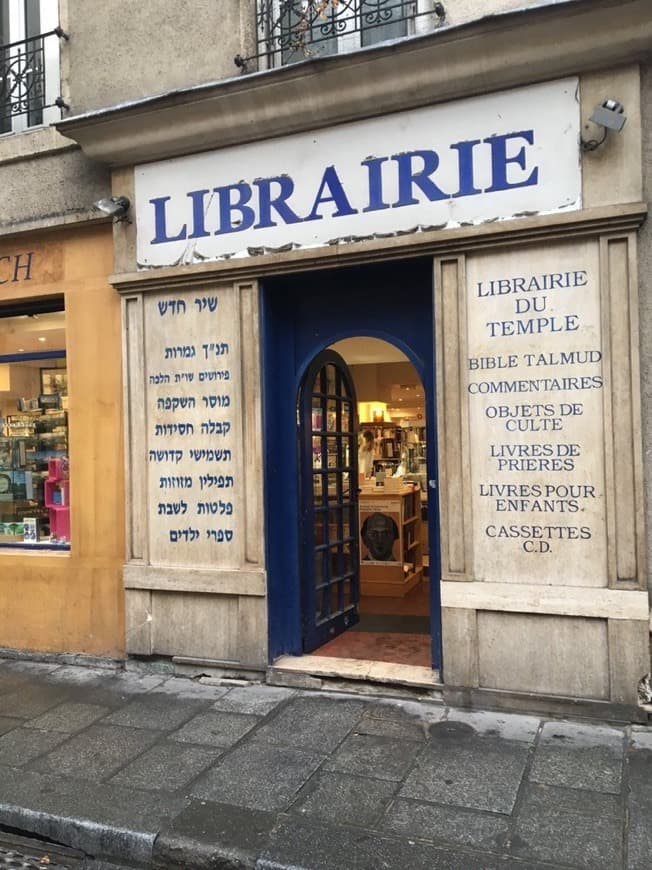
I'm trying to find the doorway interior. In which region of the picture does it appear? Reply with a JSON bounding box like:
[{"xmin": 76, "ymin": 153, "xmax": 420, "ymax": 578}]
[
  {"xmin": 262, "ymin": 258, "xmax": 441, "ymax": 677},
  {"xmin": 309, "ymin": 337, "xmax": 431, "ymax": 668}
]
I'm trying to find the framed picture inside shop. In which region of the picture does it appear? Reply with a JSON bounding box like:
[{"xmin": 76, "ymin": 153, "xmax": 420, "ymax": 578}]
[{"xmin": 40, "ymin": 368, "xmax": 68, "ymax": 396}]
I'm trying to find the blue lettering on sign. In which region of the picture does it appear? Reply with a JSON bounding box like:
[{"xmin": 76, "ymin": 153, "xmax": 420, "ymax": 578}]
[
  {"xmin": 207, "ymin": 528, "xmax": 234, "ymax": 543},
  {"xmin": 149, "ymin": 132, "xmax": 540, "ymax": 244},
  {"xmin": 158, "ymin": 299, "xmax": 186, "ymax": 316}
]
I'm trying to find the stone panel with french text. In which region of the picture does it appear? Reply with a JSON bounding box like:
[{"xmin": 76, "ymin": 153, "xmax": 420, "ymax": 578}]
[{"xmin": 466, "ymin": 242, "xmax": 607, "ymax": 586}]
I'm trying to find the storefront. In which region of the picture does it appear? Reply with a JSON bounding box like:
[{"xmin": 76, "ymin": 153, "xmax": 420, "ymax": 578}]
[
  {"xmin": 56, "ymin": 3, "xmax": 651, "ymax": 713},
  {"xmin": 0, "ymin": 225, "xmax": 125, "ymax": 658}
]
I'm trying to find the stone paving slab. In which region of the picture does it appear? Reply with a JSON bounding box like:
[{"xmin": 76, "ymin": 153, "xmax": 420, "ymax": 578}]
[
  {"xmin": 627, "ymin": 803, "xmax": 652, "ymax": 870},
  {"xmin": 529, "ymin": 720, "xmax": 624, "ymax": 793},
  {"xmin": 28, "ymin": 724, "xmax": 162, "ymax": 780},
  {"xmin": 291, "ymin": 770, "xmax": 396, "ymax": 827},
  {"xmin": 353, "ymin": 709, "xmax": 428, "ymax": 741},
  {"xmin": 399, "ymin": 736, "xmax": 530, "ymax": 814},
  {"xmin": 324, "ymin": 732, "xmax": 422, "ymax": 781},
  {"xmin": 169, "ymin": 710, "xmax": 260, "ymax": 746},
  {"xmin": 25, "ymin": 702, "xmax": 111, "ymax": 733},
  {"xmin": 446, "ymin": 708, "xmax": 541, "ymax": 743},
  {"xmin": 251, "ymin": 695, "xmax": 367, "ymax": 752},
  {"xmin": 102, "ymin": 693, "xmax": 210, "ymax": 731},
  {"xmin": 511, "ymin": 783, "xmax": 623, "ymax": 870},
  {"xmin": 44, "ymin": 670, "xmax": 166, "ymax": 707},
  {"xmin": 383, "ymin": 798, "xmax": 511, "ymax": 851},
  {"xmin": 190, "ymin": 741, "xmax": 326, "ymax": 812},
  {"xmin": 0, "ymin": 716, "xmax": 17, "ymax": 736},
  {"xmin": 625, "ymin": 742, "xmax": 652, "ymax": 869},
  {"xmin": 258, "ymin": 815, "xmax": 553, "ymax": 870},
  {"xmin": 0, "ymin": 726, "xmax": 70, "ymax": 766},
  {"xmin": 211, "ymin": 685, "xmax": 295, "ymax": 715},
  {"xmin": 109, "ymin": 741, "xmax": 224, "ymax": 792},
  {"xmin": 0, "ymin": 683, "xmax": 72, "ymax": 719}
]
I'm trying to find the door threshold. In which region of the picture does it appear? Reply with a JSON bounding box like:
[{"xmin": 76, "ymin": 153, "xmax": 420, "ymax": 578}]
[{"xmin": 269, "ymin": 654, "xmax": 441, "ymax": 692}]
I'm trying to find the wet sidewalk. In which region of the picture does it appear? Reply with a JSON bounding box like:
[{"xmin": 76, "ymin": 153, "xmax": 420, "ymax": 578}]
[{"xmin": 0, "ymin": 657, "xmax": 650, "ymax": 870}]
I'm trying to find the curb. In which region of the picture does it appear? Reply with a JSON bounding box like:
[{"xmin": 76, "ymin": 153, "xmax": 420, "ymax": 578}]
[{"xmin": 0, "ymin": 803, "xmax": 154, "ymax": 867}]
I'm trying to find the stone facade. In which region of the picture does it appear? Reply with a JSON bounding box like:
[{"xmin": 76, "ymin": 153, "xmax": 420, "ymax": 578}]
[{"xmin": 1, "ymin": 0, "xmax": 651, "ymax": 713}]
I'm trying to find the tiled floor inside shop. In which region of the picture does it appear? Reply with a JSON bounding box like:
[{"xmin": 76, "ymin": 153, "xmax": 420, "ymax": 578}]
[{"xmin": 313, "ymin": 578, "xmax": 431, "ymax": 668}]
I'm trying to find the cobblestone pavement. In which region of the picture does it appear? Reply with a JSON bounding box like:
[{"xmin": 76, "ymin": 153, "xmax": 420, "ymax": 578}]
[{"xmin": 0, "ymin": 657, "xmax": 650, "ymax": 869}]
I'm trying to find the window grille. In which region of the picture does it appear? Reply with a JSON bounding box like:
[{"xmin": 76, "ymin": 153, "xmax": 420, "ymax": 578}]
[
  {"xmin": 0, "ymin": 1, "xmax": 67, "ymax": 135},
  {"xmin": 236, "ymin": 0, "xmax": 445, "ymax": 73}
]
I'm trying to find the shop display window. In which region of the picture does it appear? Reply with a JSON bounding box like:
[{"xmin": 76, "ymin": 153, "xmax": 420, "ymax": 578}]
[{"xmin": 0, "ymin": 306, "xmax": 70, "ymax": 549}]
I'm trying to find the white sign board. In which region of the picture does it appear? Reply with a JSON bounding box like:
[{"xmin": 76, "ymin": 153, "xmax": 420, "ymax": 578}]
[
  {"xmin": 135, "ymin": 78, "xmax": 581, "ymax": 267},
  {"xmin": 466, "ymin": 241, "xmax": 607, "ymax": 586}
]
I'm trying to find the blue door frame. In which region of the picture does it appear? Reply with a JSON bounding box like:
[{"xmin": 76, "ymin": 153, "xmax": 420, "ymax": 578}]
[{"xmin": 261, "ymin": 258, "xmax": 442, "ymax": 671}]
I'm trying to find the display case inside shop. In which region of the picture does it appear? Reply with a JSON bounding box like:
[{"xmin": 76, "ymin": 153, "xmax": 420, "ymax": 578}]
[
  {"xmin": 0, "ymin": 409, "xmax": 69, "ymax": 545},
  {"xmin": 358, "ymin": 485, "xmax": 423, "ymax": 597}
]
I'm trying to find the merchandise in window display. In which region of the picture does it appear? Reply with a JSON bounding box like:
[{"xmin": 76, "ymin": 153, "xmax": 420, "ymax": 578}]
[{"xmin": 0, "ymin": 408, "xmax": 69, "ymax": 546}]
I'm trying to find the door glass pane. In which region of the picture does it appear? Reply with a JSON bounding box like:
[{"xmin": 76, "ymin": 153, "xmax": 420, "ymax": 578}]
[
  {"xmin": 325, "ymin": 364, "xmax": 337, "ymax": 395},
  {"xmin": 330, "ymin": 581, "xmax": 342, "ymax": 615},
  {"xmin": 314, "ymin": 550, "xmax": 326, "ymax": 586},
  {"xmin": 341, "ymin": 401, "xmax": 351, "ymax": 432},
  {"xmin": 311, "ymin": 435, "xmax": 322, "ymax": 469},
  {"xmin": 314, "ymin": 510, "xmax": 325, "ymax": 546},
  {"xmin": 344, "ymin": 505, "xmax": 355, "ymax": 539},
  {"xmin": 342, "ymin": 435, "xmax": 353, "ymax": 469},
  {"xmin": 326, "ymin": 437, "xmax": 339, "ymax": 469},
  {"xmin": 311, "ymin": 397, "xmax": 323, "ymax": 431},
  {"xmin": 328, "ymin": 507, "xmax": 342, "ymax": 543},
  {"xmin": 316, "ymin": 583, "xmax": 328, "ymax": 621},
  {"xmin": 329, "ymin": 543, "xmax": 341, "ymax": 577},
  {"xmin": 342, "ymin": 542, "xmax": 353, "ymax": 576},
  {"xmin": 326, "ymin": 398, "xmax": 337, "ymax": 431},
  {"xmin": 327, "ymin": 472, "xmax": 340, "ymax": 502},
  {"xmin": 313, "ymin": 473, "xmax": 324, "ymax": 506}
]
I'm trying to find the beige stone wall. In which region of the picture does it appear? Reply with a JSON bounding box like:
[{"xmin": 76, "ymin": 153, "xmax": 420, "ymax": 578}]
[
  {"xmin": 121, "ymin": 278, "xmax": 267, "ymax": 669},
  {"xmin": 64, "ymin": 0, "xmax": 256, "ymax": 114},
  {"xmin": 0, "ymin": 145, "xmax": 109, "ymax": 233},
  {"xmin": 446, "ymin": 0, "xmax": 546, "ymax": 28},
  {"xmin": 639, "ymin": 62, "xmax": 652, "ymax": 605}
]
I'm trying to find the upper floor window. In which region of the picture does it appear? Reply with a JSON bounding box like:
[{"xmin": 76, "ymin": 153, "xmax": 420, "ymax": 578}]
[
  {"xmin": 0, "ymin": 0, "xmax": 63, "ymax": 135},
  {"xmin": 246, "ymin": 1, "xmax": 445, "ymax": 71}
]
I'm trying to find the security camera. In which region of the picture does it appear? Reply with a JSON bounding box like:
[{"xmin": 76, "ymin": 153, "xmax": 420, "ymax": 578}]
[{"xmin": 589, "ymin": 99, "xmax": 626, "ymax": 132}]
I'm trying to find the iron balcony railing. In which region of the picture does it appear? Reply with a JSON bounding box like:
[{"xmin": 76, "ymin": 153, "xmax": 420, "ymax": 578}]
[
  {"xmin": 236, "ymin": 0, "xmax": 445, "ymax": 72},
  {"xmin": 0, "ymin": 27, "xmax": 67, "ymax": 132}
]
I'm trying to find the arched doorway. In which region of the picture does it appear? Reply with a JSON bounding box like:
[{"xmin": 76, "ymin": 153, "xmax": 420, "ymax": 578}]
[{"xmin": 262, "ymin": 258, "xmax": 441, "ymax": 675}]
